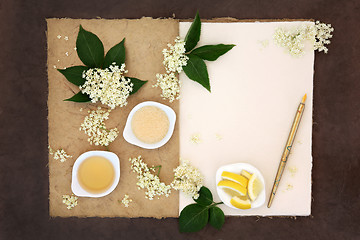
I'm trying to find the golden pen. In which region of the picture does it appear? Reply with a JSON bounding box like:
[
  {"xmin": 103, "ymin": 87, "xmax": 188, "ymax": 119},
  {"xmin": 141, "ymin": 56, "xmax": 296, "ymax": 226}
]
[{"xmin": 267, "ymin": 94, "xmax": 307, "ymax": 208}]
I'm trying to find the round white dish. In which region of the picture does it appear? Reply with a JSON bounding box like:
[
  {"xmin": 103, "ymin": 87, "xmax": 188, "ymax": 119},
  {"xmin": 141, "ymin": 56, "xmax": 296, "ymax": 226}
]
[
  {"xmin": 215, "ymin": 163, "xmax": 266, "ymax": 210},
  {"xmin": 123, "ymin": 101, "xmax": 176, "ymax": 149},
  {"xmin": 71, "ymin": 150, "xmax": 120, "ymax": 198}
]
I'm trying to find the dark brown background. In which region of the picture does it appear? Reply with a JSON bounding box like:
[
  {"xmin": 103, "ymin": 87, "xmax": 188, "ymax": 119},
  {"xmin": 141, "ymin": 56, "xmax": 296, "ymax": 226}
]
[{"xmin": 0, "ymin": 0, "xmax": 359, "ymax": 239}]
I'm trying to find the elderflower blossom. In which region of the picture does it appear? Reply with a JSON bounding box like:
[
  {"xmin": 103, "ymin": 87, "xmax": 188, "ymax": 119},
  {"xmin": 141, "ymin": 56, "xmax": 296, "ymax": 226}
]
[
  {"xmin": 154, "ymin": 37, "xmax": 188, "ymax": 102},
  {"xmin": 273, "ymin": 24, "xmax": 316, "ymax": 57},
  {"xmin": 286, "ymin": 184, "xmax": 294, "ymax": 191},
  {"xmin": 190, "ymin": 134, "xmax": 201, "ymax": 144},
  {"xmin": 313, "ymin": 21, "xmax": 334, "ymax": 53},
  {"xmin": 153, "ymin": 72, "xmax": 181, "ymax": 102},
  {"xmin": 162, "ymin": 37, "xmax": 189, "ymax": 73},
  {"xmin": 80, "ymin": 107, "xmax": 119, "ymax": 146},
  {"xmin": 62, "ymin": 194, "xmax": 78, "ymax": 210},
  {"xmin": 80, "ymin": 63, "xmax": 133, "ymax": 109},
  {"xmin": 273, "ymin": 21, "xmax": 333, "ymax": 57},
  {"xmin": 171, "ymin": 160, "xmax": 204, "ymax": 199},
  {"xmin": 129, "ymin": 156, "xmax": 171, "ymax": 200},
  {"xmin": 48, "ymin": 146, "xmax": 72, "ymax": 163},
  {"xmin": 121, "ymin": 194, "xmax": 133, "ymax": 207},
  {"xmin": 288, "ymin": 166, "xmax": 298, "ymax": 177}
]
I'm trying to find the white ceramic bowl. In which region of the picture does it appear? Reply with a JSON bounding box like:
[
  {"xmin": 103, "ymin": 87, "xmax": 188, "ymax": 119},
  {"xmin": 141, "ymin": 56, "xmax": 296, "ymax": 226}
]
[
  {"xmin": 123, "ymin": 101, "xmax": 176, "ymax": 149},
  {"xmin": 215, "ymin": 163, "xmax": 266, "ymax": 210},
  {"xmin": 71, "ymin": 150, "xmax": 120, "ymax": 198}
]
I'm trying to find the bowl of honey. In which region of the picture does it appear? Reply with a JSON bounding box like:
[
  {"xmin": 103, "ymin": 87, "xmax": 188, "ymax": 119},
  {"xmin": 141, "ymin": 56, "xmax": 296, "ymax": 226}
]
[{"xmin": 71, "ymin": 151, "xmax": 120, "ymax": 198}]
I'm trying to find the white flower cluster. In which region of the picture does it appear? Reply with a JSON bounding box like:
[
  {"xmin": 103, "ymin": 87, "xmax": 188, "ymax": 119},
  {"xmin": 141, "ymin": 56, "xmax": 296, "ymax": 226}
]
[
  {"xmin": 79, "ymin": 107, "xmax": 119, "ymax": 146},
  {"xmin": 171, "ymin": 160, "xmax": 204, "ymax": 199},
  {"xmin": 190, "ymin": 134, "xmax": 201, "ymax": 144},
  {"xmin": 48, "ymin": 146, "xmax": 72, "ymax": 163},
  {"xmin": 129, "ymin": 156, "xmax": 171, "ymax": 200},
  {"xmin": 273, "ymin": 21, "xmax": 334, "ymax": 56},
  {"xmin": 62, "ymin": 194, "xmax": 78, "ymax": 210},
  {"xmin": 121, "ymin": 194, "xmax": 133, "ymax": 207},
  {"xmin": 288, "ymin": 166, "xmax": 298, "ymax": 177},
  {"xmin": 313, "ymin": 21, "xmax": 334, "ymax": 53},
  {"xmin": 153, "ymin": 37, "xmax": 188, "ymax": 102},
  {"xmin": 80, "ymin": 63, "xmax": 133, "ymax": 109},
  {"xmin": 162, "ymin": 37, "xmax": 189, "ymax": 74},
  {"xmin": 273, "ymin": 24, "xmax": 316, "ymax": 57},
  {"xmin": 153, "ymin": 72, "xmax": 181, "ymax": 102}
]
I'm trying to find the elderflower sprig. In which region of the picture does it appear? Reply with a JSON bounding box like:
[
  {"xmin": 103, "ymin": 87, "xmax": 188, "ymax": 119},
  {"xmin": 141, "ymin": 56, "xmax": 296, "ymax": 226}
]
[
  {"xmin": 313, "ymin": 21, "xmax": 334, "ymax": 53},
  {"xmin": 273, "ymin": 24, "xmax": 316, "ymax": 57},
  {"xmin": 62, "ymin": 194, "xmax": 78, "ymax": 210},
  {"xmin": 171, "ymin": 159, "xmax": 204, "ymax": 199},
  {"xmin": 153, "ymin": 72, "xmax": 181, "ymax": 102},
  {"xmin": 58, "ymin": 25, "xmax": 147, "ymax": 104},
  {"xmin": 48, "ymin": 146, "xmax": 72, "ymax": 163},
  {"xmin": 154, "ymin": 12, "xmax": 235, "ymax": 101},
  {"xmin": 153, "ymin": 37, "xmax": 187, "ymax": 102},
  {"xmin": 80, "ymin": 107, "xmax": 119, "ymax": 146},
  {"xmin": 80, "ymin": 63, "xmax": 133, "ymax": 109},
  {"xmin": 120, "ymin": 194, "xmax": 133, "ymax": 207},
  {"xmin": 129, "ymin": 156, "xmax": 171, "ymax": 200},
  {"xmin": 273, "ymin": 21, "xmax": 334, "ymax": 57},
  {"xmin": 190, "ymin": 134, "xmax": 201, "ymax": 144},
  {"xmin": 163, "ymin": 37, "xmax": 189, "ymax": 74}
]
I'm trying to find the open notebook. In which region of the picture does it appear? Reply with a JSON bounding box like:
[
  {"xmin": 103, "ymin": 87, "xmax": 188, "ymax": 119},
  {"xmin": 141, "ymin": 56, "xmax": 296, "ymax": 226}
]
[
  {"xmin": 179, "ymin": 21, "xmax": 314, "ymax": 216},
  {"xmin": 48, "ymin": 19, "xmax": 313, "ymax": 218}
]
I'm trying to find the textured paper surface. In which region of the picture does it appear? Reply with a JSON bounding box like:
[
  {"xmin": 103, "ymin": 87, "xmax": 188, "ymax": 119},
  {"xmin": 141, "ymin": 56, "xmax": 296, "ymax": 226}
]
[
  {"xmin": 47, "ymin": 18, "xmax": 179, "ymax": 218},
  {"xmin": 179, "ymin": 21, "xmax": 314, "ymax": 216}
]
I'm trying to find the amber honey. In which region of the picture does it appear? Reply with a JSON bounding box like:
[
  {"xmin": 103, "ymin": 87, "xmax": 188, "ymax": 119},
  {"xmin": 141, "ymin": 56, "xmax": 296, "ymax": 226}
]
[{"xmin": 77, "ymin": 156, "xmax": 115, "ymax": 194}]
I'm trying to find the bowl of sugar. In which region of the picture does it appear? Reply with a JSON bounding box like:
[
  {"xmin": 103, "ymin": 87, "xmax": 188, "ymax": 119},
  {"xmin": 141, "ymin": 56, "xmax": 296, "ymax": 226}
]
[{"xmin": 123, "ymin": 101, "xmax": 176, "ymax": 149}]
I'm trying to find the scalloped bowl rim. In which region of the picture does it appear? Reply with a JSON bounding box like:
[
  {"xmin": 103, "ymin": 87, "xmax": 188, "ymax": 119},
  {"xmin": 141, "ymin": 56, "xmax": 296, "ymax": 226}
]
[
  {"xmin": 71, "ymin": 150, "xmax": 120, "ymax": 198},
  {"xmin": 123, "ymin": 101, "xmax": 176, "ymax": 149}
]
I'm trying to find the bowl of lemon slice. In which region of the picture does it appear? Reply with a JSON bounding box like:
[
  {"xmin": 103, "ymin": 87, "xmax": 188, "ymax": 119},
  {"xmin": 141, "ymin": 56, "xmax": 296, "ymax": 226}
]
[{"xmin": 215, "ymin": 163, "xmax": 265, "ymax": 210}]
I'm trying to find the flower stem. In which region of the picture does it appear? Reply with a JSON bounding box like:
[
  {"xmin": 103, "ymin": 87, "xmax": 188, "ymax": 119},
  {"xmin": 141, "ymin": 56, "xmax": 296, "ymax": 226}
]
[
  {"xmin": 100, "ymin": 126, "xmax": 110, "ymax": 132},
  {"xmin": 150, "ymin": 165, "xmax": 162, "ymax": 177},
  {"xmin": 211, "ymin": 202, "xmax": 223, "ymax": 207}
]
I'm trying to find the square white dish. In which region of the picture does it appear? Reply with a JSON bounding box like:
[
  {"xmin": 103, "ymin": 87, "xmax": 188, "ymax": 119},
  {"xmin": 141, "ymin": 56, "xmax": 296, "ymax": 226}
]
[
  {"xmin": 123, "ymin": 101, "xmax": 176, "ymax": 149},
  {"xmin": 71, "ymin": 150, "xmax": 120, "ymax": 198}
]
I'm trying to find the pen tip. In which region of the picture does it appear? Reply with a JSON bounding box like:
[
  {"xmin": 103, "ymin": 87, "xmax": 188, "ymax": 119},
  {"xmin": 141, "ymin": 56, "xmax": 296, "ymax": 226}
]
[{"xmin": 301, "ymin": 94, "xmax": 307, "ymax": 104}]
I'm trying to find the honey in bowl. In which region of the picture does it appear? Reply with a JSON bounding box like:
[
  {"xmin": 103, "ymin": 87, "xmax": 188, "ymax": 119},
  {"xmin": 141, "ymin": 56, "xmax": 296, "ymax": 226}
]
[
  {"xmin": 77, "ymin": 156, "xmax": 115, "ymax": 194},
  {"xmin": 131, "ymin": 105, "xmax": 170, "ymax": 144}
]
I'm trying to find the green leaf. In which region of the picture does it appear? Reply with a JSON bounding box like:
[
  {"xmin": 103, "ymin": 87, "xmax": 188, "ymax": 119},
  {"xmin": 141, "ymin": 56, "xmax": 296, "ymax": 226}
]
[
  {"xmin": 57, "ymin": 66, "xmax": 89, "ymax": 86},
  {"xmin": 194, "ymin": 186, "xmax": 213, "ymax": 206},
  {"xmin": 179, "ymin": 204, "xmax": 209, "ymax": 233},
  {"xmin": 127, "ymin": 77, "xmax": 148, "ymax": 95},
  {"xmin": 64, "ymin": 91, "xmax": 91, "ymax": 102},
  {"xmin": 103, "ymin": 38, "xmax": 126, "ymax": 69},
  {"xmin": 190, "ymin": 44, "xmax": 236, "ymax": 61},
  {"xmin": 184, "ymin": 11, "xmax": 201, "ymax": 52},
  {"xmin": 76, "ymin": 25, "xmax": 104, "ymax": 68},
  {"xmin": 208, "ymin": 207, "xmax": 225, "ymax": 230},
  {"xmin": 182, "ymin": 54, "xmax": 210, "ymax": 92}
]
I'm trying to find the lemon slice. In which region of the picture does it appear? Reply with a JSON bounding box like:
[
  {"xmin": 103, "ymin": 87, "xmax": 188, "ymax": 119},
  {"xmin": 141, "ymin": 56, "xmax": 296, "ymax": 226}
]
[
  {"xmin": 230, "ymin": 196, "xmax": 251, "ymax": 209},
  {"xmin": 240, "ymin": 169, "xmax": 252, "ymax": 179},
  {"xmin": 221, "ymin": 171, "xmax": 248, "ymax": 188},
  {"xmin": 248, "ymin": 174, "xmax": 263, "ymax": 201},
  {"xmin": 218, "ymin": 180, "xmax": 247, "ymax": 196},
  {"xmin": 222, "ymin": 188, "xmax": 244, "ymax": 198}
]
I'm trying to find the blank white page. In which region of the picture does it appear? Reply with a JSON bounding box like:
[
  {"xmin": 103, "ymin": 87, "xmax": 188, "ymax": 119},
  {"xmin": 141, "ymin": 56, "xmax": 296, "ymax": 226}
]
[{"xmin": 179, "ymin": 21, "xmax": 313, "ymax": 216}]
